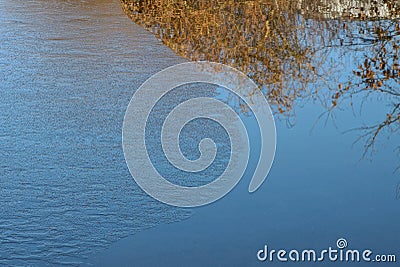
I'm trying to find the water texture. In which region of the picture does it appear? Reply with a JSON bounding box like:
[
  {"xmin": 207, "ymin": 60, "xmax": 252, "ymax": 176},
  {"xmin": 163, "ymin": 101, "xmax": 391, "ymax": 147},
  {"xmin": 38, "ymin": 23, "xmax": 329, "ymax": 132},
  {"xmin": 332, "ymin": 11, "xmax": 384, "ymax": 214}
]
[{"xmin": 0, "ymin": 0, "xmax": 190, "ymax": 265}]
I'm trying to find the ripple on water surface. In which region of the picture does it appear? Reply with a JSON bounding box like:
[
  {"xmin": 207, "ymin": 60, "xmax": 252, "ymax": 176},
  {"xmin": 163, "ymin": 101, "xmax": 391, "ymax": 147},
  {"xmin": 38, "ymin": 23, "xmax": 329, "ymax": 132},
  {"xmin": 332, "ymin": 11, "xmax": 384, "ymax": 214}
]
[{"xmin": 0, "ymin": 0, "xmax": 189, "ymax": 265}]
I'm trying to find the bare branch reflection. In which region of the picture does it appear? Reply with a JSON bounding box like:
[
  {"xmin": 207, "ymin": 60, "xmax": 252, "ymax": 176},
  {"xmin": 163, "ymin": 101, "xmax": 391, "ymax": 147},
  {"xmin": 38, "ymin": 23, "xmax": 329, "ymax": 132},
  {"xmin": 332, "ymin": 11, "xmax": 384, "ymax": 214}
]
[{"xmin": 120, "ymin": 0, "xmax": 399, "ymax": 164}]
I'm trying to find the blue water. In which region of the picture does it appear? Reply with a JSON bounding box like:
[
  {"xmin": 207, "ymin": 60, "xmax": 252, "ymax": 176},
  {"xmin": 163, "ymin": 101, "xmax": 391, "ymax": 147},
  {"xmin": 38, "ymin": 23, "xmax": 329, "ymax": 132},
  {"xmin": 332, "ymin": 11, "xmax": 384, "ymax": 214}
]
[
  {"xmin": 1, "ymin": 0, "xmax": 399, "ymax": 266},
  {"xmin": 89, "ymin": 7, "xmax": 400, "ymax": 267},
  {"xmin": 91, "ymin": 85, "xmax": 400, "ymax": 266},
  {"xmin": 0, "ymin": 0, "xmax": 190, "ymax": 265}
]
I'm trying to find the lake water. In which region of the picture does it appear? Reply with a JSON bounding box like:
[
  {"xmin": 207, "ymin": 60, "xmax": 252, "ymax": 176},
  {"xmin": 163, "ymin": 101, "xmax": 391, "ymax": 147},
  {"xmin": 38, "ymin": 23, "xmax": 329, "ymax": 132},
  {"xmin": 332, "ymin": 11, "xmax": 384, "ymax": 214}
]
[
  {"xmin": 0, "ymin": 0, "xmax": 190, "ymax": 265},
  {"xmin": 1, "ymin": 0, "xmax": 399, "ymax": 266}
]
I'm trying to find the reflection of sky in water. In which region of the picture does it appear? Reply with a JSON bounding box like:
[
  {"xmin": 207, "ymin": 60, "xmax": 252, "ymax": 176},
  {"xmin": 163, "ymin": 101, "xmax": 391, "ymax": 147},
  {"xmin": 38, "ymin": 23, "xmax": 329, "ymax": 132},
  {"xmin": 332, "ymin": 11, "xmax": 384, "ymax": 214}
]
[
  {"xmin": 1, "ymin": 0, "xmax": 399, "ymax": 265},
  {"xmin": 95, "ymin": 4, "xmax": 400, "ymax": 263},
  {"xmin": 93, "ymin": 79, "xmax": 400, "ymax": 266},
  {"xmin": 146, "ymin": 84, "xmax": 228, "ymax": 187},
  {"xmin": 145, "ymin": 83, "xmax": 263, "ymax": 188}
]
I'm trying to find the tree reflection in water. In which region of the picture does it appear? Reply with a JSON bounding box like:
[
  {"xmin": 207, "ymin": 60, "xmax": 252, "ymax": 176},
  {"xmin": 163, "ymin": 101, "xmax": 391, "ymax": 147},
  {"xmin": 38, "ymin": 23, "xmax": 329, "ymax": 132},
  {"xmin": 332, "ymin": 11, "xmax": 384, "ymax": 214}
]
[{"xmin": 120, "ymin": 0, "xmax": 399, "ymax": 164}]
